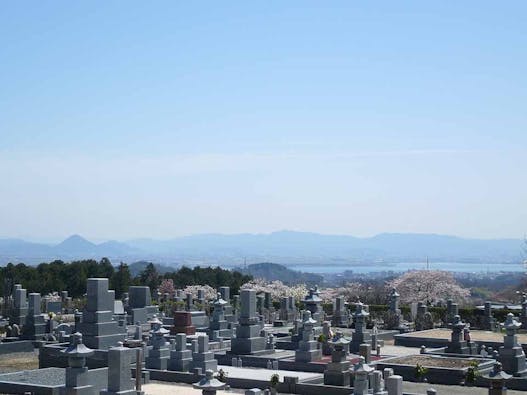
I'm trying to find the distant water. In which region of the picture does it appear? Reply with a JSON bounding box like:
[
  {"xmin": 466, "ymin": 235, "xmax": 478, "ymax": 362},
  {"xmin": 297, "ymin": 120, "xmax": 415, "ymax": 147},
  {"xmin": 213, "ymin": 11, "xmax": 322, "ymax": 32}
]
[{"xmin": 287, "ymin": 261, "xmax": 525, "ymax": 274}]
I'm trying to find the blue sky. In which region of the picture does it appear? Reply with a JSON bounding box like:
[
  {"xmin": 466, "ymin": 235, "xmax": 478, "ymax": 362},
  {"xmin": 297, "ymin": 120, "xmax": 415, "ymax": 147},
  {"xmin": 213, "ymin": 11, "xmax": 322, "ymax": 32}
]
[{"xmin": 1, "ymin": 2, "xmax": 526, "ymax": 241}]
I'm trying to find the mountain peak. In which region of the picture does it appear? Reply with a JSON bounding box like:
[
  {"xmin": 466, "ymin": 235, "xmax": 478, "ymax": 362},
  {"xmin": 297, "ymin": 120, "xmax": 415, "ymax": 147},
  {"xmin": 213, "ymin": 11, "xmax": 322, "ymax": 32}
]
[{"xmin": 56, "ymin": 235, "xmax": 96, "ymax": 251}]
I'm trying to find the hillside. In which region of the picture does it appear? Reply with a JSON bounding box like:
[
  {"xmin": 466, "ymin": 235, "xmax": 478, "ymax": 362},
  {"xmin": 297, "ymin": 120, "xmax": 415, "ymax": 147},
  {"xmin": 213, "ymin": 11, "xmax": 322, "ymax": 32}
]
[{"xmin": 234, "ymin": 262, "xmax": 323, "ymax": 285}]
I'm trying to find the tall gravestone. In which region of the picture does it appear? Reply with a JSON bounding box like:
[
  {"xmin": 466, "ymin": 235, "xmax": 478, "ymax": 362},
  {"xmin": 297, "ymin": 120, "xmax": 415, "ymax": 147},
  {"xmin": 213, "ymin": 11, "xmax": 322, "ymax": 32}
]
[
  {"xmin": 12, "ymin": 284, "xmax": 28, "ymax": 326},
  {"xmin": 219, "ymin": 286, "xmax": 235, "ymax": 325},
  {"xmin": 414, "ymin": 302, "xmax": 433, "ymax": 331},
  {"xmin": 230, "ymin": 289, "xmax": 267, "ymax": 355},
  {"xmin": 446, "ymin": 299, "xmax": 459, "ymax": 326},
  {"xmin": 191, "ymin": 334, "xmax": 218, "ymax": 372},
  {"xmin": 126, "ymin": 286, "xmax": 157, "ymax": 324},
  {"xmin": 101, "ymin": 342, "xmax": 137, "ymax": 395},
  {"xmin": 484, "ymin": 301, "xmax": 496, "ymax": 331},
  {"xmin": 77, "ymin": 278, "xmax": 126, "ymax": 349},
  {"xmin": 350, "ymin": 302, "xmax": 370, "ymax": 353},
  {"xmin": 332, "ymin": 297, "xmax": 348, "ymax": 327},
  {"xmin": 168, "ymin": 333, "xmax": 193, "ymax": 372},
  {"xmin": 22, "ymin": 293, "xmax": 46, "ymax": 340}
]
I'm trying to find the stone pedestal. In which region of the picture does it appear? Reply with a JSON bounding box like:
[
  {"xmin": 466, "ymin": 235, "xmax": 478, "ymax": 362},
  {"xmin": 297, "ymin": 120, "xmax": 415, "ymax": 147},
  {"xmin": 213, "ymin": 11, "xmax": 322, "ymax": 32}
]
[{"xmin": 171, "ymin": 311, "xmax": 196, "ymax": 335}]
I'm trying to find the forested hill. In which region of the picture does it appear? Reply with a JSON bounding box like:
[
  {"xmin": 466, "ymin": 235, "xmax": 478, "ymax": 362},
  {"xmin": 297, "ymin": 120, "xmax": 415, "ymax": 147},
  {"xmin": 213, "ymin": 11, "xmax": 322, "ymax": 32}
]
[
  {"xmin": 0, "ymin": 259, "xmax": 251, "ymax": 299},
  {"xmin": 235, "ymin": 262, "xmax": 323, "ymax": 285}
]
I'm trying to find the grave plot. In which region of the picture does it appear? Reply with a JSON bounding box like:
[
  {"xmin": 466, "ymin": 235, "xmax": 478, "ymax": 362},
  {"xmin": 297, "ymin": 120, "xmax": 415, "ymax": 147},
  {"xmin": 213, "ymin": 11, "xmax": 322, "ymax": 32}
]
[
  {"xmin": 395, "ymin": 328, "xmax": 527, "ymax": 351},
  {"xmin": 374, "ymin": 354, "xmax": 495, "ymax": 385}
]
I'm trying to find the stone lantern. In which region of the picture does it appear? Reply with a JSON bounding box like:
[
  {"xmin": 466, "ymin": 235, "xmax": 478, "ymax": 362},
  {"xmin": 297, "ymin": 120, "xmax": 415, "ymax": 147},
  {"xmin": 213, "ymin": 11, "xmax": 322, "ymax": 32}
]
[
  {"xmin": 145, "ymin": 314, "xmax": 170, "ymax": 369},
  {"xmin": 498, "ymin": 313, "xmax": 527, "ymax": 376},
  {"xmin": 193, "ymin": 369, "xmax": 227, "ymax": 395},
  {"xmin": 60, "ymin": 332, "xmax": 95, "ymax": 395},
  {"xmin": 353, "ymin": 355, "xmax": 374, "ymax": 395},
  {"xmin": 483, "ymin": 361, "xmax": 512, "ymax": 395}
]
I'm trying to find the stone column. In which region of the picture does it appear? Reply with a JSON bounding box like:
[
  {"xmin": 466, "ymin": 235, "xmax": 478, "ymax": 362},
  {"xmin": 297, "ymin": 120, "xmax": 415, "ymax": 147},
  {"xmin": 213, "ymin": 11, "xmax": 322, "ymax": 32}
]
[{"xmin": 101, "ymin": 342, "xmax": 137, "ymax": 395}]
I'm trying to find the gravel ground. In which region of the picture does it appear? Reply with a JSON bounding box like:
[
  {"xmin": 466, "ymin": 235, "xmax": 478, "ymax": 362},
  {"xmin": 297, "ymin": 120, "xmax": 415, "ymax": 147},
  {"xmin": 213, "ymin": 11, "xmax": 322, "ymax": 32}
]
[
  {"xmin": 143, "ymin": 382, "xmax": 250, "ymax": 394},
  {"xmin": 384, "ymin": 354, "xmax": 478, "ymax": 368},
  {"xmin": 0, "ymin": 351, "xmax": 39, "ymax": 374}
]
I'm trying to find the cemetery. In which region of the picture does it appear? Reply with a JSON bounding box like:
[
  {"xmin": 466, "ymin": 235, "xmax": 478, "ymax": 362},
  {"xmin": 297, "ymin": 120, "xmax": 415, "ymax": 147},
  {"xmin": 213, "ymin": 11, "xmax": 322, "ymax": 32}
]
[{"xmin": 2, "ymin": 273, "xmax": 527, "ymax": 395}]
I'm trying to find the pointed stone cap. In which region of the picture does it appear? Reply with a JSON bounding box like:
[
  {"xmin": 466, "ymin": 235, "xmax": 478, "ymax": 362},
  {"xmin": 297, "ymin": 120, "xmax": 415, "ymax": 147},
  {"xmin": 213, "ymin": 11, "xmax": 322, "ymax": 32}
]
[
  {"xmin": 483, "ymin": 362, "xmax": 512, "ymax": 381},
  {"xmin": 331, "ymin": 336, "xmax": 350, "ymax": 348},
  {"xmin": 149, "ymin": 314, "xmax": 163, "ymax": 326},
  {"xmin": 353, "ymin": 356, "xmax": 374, "ymax": 374},
  {"xmin": 150, "ymin": 314, "xmax": 169, "ymax": 334},
  {"xmin": 302, "ymin": 311, "xmax": 317, "ymax": 325},
  {"xmin": 193, "ymin": 369, "xmax": 227, "ymax": 390},
  {"xmin": 504, "ymin": 313, "xmax": 521, "ymax": 331},
  {"xmin": 214, "ymin": 293, "xmax": 227, "ymax": 306},
  {"xmin": 304, "ymin": 286, "xmax": 322, "ymax": 302},
  {"xmin": 354, "ymin": 302, "xmax": 370, "ymax": 317},
  {"xmin": 61, "ymin": 332, "xmax": 94, "ymax": 357},
  {"xmin": 390, "ymin": 288, "xmax": 400, "ymax": 297},
  {"xmin": 452, "ymin": 315, "xmax": 466, "ymax": 330}
]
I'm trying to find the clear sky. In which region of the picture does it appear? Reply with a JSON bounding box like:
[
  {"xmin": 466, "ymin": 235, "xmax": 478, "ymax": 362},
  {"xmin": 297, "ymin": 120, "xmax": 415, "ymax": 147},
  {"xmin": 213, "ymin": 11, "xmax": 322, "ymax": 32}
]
[{"xmin": 1, "ymin": 2, "xmax": 526, "ymax": 241}]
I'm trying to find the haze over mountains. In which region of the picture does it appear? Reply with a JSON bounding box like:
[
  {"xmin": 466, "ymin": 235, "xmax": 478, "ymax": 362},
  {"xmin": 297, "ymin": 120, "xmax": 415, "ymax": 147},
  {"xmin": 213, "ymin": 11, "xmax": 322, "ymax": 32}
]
[{"xmin": 0, "ymin": 231, "xmax": 523, "ymax": 267}]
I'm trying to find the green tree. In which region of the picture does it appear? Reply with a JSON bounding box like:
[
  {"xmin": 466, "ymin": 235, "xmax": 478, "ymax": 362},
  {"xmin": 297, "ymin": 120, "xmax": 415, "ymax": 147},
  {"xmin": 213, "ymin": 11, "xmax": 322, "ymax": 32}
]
[{"xmin": 112, "ymin": 262, "xmax": 131, "ymax": 298}]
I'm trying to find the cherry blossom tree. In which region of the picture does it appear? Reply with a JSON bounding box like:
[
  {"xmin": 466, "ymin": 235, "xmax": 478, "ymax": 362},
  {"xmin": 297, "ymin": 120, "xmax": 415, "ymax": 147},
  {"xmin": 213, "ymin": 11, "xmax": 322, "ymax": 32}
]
[
  {"xmin": 241, "ymin": 279, "xmax": 307, "ymax": 302},
  {"xmin": 387, "ymin": 270, "xmax": 470, "ymax": 305},
  {"xmin": 158, "ymin": 279, "xmax": 175, "ymax": 297},
  {"xmin": 183, "ymin": 284, "xmax": 217, "ymax": 301}
]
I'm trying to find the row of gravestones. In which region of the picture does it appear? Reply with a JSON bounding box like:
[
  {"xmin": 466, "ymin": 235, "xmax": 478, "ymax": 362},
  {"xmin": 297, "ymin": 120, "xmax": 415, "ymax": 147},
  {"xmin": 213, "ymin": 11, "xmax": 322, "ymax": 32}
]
[{"xmin": 444, "ymin": 312, "xmax": 527, "ymax": 377}]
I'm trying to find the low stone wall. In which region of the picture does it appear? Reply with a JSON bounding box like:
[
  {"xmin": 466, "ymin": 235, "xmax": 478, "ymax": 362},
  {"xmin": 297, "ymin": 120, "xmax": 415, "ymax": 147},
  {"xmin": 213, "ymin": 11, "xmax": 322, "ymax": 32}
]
[{"xmin": 0, "ymin": 340, "xmax": 34, "ymax": 355}]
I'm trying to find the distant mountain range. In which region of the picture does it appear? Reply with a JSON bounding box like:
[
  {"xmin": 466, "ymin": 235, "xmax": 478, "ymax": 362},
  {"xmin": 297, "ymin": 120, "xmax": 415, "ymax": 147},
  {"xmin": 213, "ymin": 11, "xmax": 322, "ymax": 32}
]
[{"xmin": 0, "ymin": 231, "xmax": 523, "ymax": 266}]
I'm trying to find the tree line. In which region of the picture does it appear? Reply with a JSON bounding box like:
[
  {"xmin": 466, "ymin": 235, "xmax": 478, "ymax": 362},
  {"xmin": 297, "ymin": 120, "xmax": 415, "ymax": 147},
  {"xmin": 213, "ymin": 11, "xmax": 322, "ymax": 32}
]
[{"xmin": 0, "ymin": 259, "xmax": 252, "ymax": 299}]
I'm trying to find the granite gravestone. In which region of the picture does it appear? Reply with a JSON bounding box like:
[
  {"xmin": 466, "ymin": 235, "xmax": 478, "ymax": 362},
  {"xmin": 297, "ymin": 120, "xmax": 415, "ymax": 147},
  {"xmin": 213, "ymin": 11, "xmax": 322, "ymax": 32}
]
[
  {"xmin": 100, "ymin": 342, "xmax": 137, "ymax": 395},
  {"xmin": 22, "ymin": 293, "xmax": 46, "ymax": 340},
  {"xmin": 168, "ymin": 333, "xmax": 193, "ymax": 372},
  {"xmin": 230, "ymin": 289, "xmax": 267, "ymax": 355},
  {"xmin": 76, "ymin": 278, "xmax": 126, "ymax": 349}
]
